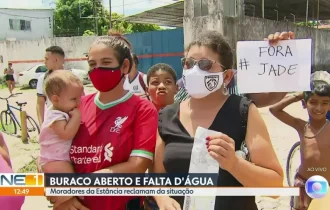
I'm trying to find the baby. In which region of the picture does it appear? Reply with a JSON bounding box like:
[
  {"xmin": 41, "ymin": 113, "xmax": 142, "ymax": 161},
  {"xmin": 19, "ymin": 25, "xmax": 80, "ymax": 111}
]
[{"xmin": 39, "ymin": 70, "xmax": 83, "ymax": 173}]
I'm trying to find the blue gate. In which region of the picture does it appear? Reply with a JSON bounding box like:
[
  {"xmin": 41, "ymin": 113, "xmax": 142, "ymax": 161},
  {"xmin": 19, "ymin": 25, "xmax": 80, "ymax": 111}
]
[{"xmin": 125, "ymin": 28, "xmax": 184, "ymax": 78}]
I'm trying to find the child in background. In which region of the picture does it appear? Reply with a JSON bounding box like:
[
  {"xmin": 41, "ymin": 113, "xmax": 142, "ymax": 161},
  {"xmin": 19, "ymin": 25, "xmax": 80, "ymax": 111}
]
[
  {"xmin": 146, "ymin": 63, "xmax": 178, "ymax": 111},
  {"xmin": 269, "ymin": 71, "xmax": 330, "ymax": 210},
  {"xmin": 301, "ymin": 71, "xmax": 330, "ymax": 121},
  {"xmin": 38, "ymin": 70, "xmax": 83, "ymax": 173},
  {"xmin": 144, "ymin": 63, "xmax": 178, "ymax": 210}
]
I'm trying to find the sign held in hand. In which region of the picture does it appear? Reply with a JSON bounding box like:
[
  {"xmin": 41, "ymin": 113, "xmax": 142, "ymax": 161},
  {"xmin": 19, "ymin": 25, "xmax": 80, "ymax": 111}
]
[{"xmin": 236, "ymin": 39, "xmax": 312, "ymax": 93}]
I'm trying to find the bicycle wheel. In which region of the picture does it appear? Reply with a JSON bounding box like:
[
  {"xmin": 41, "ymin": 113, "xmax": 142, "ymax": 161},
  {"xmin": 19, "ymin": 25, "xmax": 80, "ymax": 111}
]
[
  {"xmin": 0, "ymin": 111, "xmax": 17, "ymax": 135},
  {"xmin": 26, "ymin": 116, "xmax": 40, "ymax": 140},
  {"xmin": 286, "ymin": 141, "xmax": 301, "ymax": 186}
]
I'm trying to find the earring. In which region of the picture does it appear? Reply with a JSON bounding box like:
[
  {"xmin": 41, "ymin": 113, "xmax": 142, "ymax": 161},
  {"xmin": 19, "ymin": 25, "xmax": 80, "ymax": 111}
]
[{"xmin": 223, "ymin": 83, "xmax": 229, "ymax": 95}]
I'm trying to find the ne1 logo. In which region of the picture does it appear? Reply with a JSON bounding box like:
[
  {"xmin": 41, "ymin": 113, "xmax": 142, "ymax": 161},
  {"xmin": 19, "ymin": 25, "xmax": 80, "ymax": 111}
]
[{"xmin": 0, "ymin": 173, "xmax": 44, "ymax": 187}]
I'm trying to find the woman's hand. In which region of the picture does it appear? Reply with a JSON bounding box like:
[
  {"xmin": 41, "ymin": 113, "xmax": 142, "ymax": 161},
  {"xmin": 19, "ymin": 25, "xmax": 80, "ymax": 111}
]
[
  {"xmin": 265, "ymin": 31, "xmax": 295, "ymax": 45},
  {"xmin": 0, "ymin": 133, "xmax": 11, "ymax": 167},
  {"xmin": 156, "ymin": 196, "xmax": 181, "ymax": 210},
  {"xmin": 47, "ymin": 196, "xmax": 72, "ymax": 207},
  {"xmin": 53, "ymin": 197, "xmax": 89, "ymax": 210},
  {"xmin": 0, "ymin": 146, "xmax": 10, "ymax": 166},
  {"xmin": 207, "ymin": 133, "xmax": 239, "ymax": 172}
]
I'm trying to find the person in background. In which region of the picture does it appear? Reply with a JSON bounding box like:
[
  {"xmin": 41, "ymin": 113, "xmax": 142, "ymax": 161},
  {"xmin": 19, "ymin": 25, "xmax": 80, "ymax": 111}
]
[
  {"xmin": 144, "ymin": 63, "xmax": 178, "ymax": 209},
  {"xmin": 3, "ymin": 63, "xmax": 15, "ymax": 95},
  {"xmin": 146, "ymin": 63, "xmax": 178, "ymax": 111},
  {"xmin": 312, "ymin": 71, "xmax": 330, "ymax": 120},
  {"xmin": 47, "ymin": 31, "xmax": 158, "ymax": 210},
  {"xmin": 301, "ymin": 71, "xmax": 330, "ymax": 121},
  {"xmin": 36, "ymin": 46, "xmax": 66, "ymax": 126},
  {"xmin": 0, "ymin": 132, "xmax": 25, "ymax": 210},
  {"xmin": 150, "ymin": 30, "xmax": 285, "ymax": 210},
  {"xmin": 174, "ymin": 32, "xmax": 293, "ymax": 107},
  {"xmin": 123, "ymin": 53, "xmax": 149, "ymax": 100},
  {"xmin": 269, "ymin": 72, "xmax": 330, "ymax": 210}
]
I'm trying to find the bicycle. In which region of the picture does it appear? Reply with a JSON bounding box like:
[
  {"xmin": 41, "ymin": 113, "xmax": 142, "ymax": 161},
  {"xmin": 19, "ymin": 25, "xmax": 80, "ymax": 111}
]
[
  {"xmin": 0, "ymin": 93, "xmax": 40, "ymax": 139},
  {"xmin": 286, "ymin": 141, "xmax": 300, "ymax": 186}
]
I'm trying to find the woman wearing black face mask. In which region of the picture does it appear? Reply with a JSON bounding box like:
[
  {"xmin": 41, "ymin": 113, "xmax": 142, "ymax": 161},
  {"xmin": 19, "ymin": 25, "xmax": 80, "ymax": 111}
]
[{"xmin": 46, "ymin": 30, "xmax": 158, "ymax": 210}]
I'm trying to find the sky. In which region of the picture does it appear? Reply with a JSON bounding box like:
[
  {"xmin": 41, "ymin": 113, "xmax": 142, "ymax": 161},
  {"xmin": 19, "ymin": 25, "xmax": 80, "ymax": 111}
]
[{"xmin": 0, "ymin": 0, "xmax": 178, "ymax": 16}]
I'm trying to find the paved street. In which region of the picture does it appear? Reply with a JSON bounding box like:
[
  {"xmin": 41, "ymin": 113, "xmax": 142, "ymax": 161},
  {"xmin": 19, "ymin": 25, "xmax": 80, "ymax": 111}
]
[{"xmin": 0, "ymin": 87, "xmax": 307, "ymax": 210}]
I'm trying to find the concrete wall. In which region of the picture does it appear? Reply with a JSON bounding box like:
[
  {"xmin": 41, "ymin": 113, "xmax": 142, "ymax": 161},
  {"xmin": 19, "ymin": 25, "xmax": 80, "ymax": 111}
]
[
  {"xmin": 184, "ymin": 0, "xmax": 330, "ymax": 71},
  {"xmin": 0, "ymin": 28, "xmax": 185, "ymax": 78},
  {"xmin": 0, "ymin": 36, "xmax": 96, "ymax": 77},
  {"xmin": 0, "ymin": 8, "xmax": 54, "ymax": 41}
]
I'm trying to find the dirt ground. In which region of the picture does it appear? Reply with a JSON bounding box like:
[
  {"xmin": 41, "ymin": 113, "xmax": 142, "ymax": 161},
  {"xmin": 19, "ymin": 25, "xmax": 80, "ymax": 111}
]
[{"xmin": 0, "ymin": 86, "xmax": 307, "ymax": 210}]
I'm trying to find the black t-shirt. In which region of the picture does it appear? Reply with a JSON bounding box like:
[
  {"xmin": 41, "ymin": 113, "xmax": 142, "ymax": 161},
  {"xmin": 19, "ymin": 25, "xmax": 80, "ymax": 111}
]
[{"xmin": 158, "ymin": 95, "xmax": 257, "ymax": 210}]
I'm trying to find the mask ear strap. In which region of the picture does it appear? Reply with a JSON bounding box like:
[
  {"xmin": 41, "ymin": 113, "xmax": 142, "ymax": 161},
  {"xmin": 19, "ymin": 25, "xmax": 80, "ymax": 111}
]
[
  {"xmin": 222, "ymin": 69, "xmax": 230, "ymax": 95},
  {"xmin": 222, "ymin": 69, "xmax": 228, "ymax": 84}
]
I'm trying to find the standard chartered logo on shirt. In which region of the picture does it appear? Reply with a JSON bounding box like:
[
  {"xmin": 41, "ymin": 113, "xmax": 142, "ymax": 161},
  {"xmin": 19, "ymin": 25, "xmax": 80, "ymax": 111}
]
[
  {"xmin": 70, "ymin": 145, "xmax": 106, "ymax": 164},
  {"xmin": 104, "ymin": 143, "xmax": 114, "ymax": 162}
]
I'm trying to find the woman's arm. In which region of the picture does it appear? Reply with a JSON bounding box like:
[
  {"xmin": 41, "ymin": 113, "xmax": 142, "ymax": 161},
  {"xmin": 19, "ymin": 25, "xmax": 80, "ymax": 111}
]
[
  {"xmin": 269, "ymin": 94, "xmax": 306, "ymax": 131},
  {"xmin": 150, "ymin": 131, "xmax": 175, "ymax": 207},
  {"xmin": 3, "ymin": 68, "xmax": 7, "ymax": 75},
  {"xmin": 96, "ymin": 101, "xmax": 158, "ymax": 173},
  {"xmin": 149, "ymin": 131, "xmax": 166, "ymax": 173},
  {"xmin": 0, "ymin": 132, "xmax": 11, "ymax": 167},
  {"xmin": 246, "ymin": 92, "xmax": 287, "ymax": 108},
  {"xmin": 228, "ymin": 73, "xmax": 287, "ymax": 108},
  {"xmin": 228, "ymin": 103, "xmax": 283, "ymax": 187}
]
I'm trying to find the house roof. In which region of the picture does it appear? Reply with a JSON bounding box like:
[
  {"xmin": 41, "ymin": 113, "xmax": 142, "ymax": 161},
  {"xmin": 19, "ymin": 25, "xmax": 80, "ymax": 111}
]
[{"xmin": 121, "ymin": 0, "xmax": 330, "ymax": 27}]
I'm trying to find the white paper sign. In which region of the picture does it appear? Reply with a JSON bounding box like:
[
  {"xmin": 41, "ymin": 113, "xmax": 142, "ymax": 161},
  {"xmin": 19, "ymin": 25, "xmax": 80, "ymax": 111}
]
[
  {"xmin": 236, "ymin": 39, "xmax": 312, "ymax": 93},
  {"xmin": 183, "ymin": 127, "xmax": 219, "ymax": 210}
]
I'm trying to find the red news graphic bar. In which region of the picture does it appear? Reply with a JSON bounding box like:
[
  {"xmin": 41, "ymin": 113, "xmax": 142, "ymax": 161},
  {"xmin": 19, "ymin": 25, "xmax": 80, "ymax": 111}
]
[{"xmin": 0, "ymin": 187, "xmax": 44, "ymax": 196}]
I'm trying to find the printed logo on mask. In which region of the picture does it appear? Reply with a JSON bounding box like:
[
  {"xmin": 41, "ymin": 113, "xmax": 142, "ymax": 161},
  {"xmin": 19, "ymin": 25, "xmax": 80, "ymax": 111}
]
[{"xmin": 204, "ymin": 75, "xmax": 219, "ymax": 91}]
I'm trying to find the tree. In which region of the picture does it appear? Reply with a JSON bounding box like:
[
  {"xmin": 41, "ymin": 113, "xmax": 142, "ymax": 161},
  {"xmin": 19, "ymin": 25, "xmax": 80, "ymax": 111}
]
[
  {"xmin": 54, "ymin": 0, "xmax": 162, "ymax": 37},
  {"xmin": 100, "ymin": 13, "xmax": 162, "ymax": 35}
]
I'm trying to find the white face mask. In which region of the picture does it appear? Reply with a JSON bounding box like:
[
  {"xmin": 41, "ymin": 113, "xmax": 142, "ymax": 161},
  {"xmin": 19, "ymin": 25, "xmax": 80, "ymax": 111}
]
[{"xmin": 182, "ymin": 65, "xmax": 224, "ymax": 99}]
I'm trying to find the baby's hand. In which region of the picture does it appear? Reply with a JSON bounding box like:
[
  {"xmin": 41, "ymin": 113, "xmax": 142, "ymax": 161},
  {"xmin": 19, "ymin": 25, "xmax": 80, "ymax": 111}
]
[{"xmin": 69, "ymin": 108, "xmax": 81, "ymax": 119}]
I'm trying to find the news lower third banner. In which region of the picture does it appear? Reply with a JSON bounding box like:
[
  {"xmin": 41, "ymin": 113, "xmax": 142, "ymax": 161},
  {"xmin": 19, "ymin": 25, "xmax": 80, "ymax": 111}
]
[{"xmin": 0, "ymin": 173, "xmax": 299, "ymax": 196}]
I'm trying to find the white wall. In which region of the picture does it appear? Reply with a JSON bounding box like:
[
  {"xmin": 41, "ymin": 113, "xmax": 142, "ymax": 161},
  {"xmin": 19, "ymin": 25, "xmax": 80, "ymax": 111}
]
[
  {"xmin": 0, "ymin": 36, "xmax": 97, "ymax": 77},
  {"xmin": 0, "ymin": 8, "xmax": 54, "ymax": 41}
]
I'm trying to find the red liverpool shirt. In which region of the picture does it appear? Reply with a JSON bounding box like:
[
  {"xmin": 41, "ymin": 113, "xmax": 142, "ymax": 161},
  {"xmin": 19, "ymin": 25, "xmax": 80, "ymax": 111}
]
[{"xmin": 70, "ymin": 92, "xmax": 158, "ymax": 210}]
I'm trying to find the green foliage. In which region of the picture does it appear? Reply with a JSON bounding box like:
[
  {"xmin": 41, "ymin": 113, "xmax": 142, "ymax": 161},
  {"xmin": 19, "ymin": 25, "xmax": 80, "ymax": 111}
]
[
  {"xmin": 296, "ymin": 21, "xmax": 318, "ymax": 27},
  {"xmin": 0, "ymin": 76, "xmax": 7, "ymax": 89},
  {"xmin": 54, "ymin": 0, "xmax": 162, "ymax": 37},
  {"xmin": 83, "ymin": 30, "xmax": 95, "ymax": 36}
]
